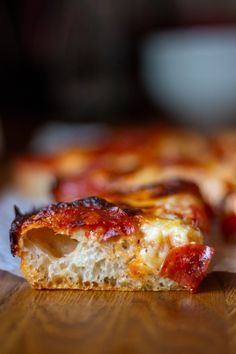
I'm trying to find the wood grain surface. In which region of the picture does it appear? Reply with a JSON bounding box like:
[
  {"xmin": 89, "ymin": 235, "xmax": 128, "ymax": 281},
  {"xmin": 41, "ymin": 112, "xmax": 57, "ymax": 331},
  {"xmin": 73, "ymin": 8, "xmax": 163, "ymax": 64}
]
[{"xmin": 0, "ymin": 271, "xmax": 235, "ymax": 354}]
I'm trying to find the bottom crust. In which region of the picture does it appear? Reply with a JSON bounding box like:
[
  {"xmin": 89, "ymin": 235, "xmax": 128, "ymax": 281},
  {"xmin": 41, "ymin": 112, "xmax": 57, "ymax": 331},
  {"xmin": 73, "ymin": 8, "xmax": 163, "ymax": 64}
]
[{"xmin": 27, "ymin": 271, "xmax": 182, "ymax": 291}]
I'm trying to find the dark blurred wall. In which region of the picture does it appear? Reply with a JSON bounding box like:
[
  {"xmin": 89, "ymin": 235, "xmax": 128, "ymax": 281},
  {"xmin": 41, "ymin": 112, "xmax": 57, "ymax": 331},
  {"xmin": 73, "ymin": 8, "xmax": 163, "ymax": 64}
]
[
  {"xmin": 0, "ymin": 0, "xmax": 175, "ymax": 120},
  {"xmin": 0, "ymin": 0, "xmax": 236, "ymax": 122}
]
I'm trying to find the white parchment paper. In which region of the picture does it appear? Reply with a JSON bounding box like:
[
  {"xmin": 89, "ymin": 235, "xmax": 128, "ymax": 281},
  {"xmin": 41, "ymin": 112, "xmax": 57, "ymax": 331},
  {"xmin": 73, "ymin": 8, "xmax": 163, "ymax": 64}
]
[{"xmin": 0, "ymin": 189, "xmax": 51, "ymax": 276}]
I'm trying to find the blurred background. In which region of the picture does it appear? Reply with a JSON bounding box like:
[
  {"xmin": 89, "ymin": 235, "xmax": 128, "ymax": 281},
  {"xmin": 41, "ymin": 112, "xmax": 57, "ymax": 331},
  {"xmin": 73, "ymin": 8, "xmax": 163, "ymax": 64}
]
[{"xmin": 1, "ymin": 0, "xmax": 236, "ymax": 155}]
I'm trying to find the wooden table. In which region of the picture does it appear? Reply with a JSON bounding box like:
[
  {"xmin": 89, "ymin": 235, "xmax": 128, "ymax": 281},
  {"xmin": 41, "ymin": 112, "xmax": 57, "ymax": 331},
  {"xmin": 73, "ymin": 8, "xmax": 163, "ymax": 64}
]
[{"xmin": 0, "ymin": 270, "xmax": 235, "ymax": 354}]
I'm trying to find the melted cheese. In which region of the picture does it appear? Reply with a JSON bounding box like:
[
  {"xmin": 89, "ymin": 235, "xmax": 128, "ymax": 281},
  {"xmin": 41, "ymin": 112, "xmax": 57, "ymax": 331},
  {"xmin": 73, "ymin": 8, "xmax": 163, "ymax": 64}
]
[{"xmin": 131, "ymin": 218, "xmax": 203, "ymax": 275}]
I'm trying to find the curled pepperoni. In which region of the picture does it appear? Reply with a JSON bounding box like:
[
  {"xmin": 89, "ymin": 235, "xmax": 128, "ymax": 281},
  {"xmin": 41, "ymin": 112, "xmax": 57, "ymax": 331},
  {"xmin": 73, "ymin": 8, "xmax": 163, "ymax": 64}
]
[{"xmin": 159, "ymin": 244, "xmax": 214, "ymax": 293}]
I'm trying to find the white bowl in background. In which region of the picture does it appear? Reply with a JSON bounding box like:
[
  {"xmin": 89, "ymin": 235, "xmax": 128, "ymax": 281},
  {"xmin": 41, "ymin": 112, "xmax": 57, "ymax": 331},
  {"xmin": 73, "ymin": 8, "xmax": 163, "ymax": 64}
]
[{"xmin": 141, "ymin": 28, "xmax": 236, "ymax": 128}]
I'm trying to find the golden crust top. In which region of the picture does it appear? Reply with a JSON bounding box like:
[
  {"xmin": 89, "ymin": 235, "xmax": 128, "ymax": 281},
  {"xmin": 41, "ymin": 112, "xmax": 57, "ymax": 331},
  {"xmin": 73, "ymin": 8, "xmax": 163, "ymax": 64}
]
[{"xmin": 10, "ymin": 197, "xmax": 141, "ymax": 256}]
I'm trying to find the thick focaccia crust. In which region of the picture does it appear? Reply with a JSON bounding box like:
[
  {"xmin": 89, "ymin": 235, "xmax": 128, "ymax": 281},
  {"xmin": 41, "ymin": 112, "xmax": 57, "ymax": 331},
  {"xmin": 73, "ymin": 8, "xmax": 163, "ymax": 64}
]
[{"xmin": 10, "ymin": 179, "xmax": 214, "ymax": 292}]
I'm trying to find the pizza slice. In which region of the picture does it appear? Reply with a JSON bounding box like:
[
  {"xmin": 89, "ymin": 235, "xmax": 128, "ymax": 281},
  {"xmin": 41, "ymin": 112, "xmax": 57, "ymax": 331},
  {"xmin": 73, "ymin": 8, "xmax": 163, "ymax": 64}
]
[
  {"xmin": 12, "ymin": 149, "xmax": 99, "ymax": 197},
  {"xmin": 10, "ymin": 179, "xmax": 214, "ymax": 292},
  {"xmin": 53, "ymin": 157, "xmax": 235, "ymax": 217},
  {"xmin": 12, "ymin": 126, "xmax": 213, "ymax": 199}
]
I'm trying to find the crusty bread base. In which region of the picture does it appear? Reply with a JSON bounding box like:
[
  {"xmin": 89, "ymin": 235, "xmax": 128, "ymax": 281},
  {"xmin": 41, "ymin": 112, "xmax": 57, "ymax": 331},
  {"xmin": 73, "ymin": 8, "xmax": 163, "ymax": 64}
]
[
  {"xmin": 31, "ymin": 281, "xmax": 182, "ymax": 291},
  {"xmin": 19, "ymin": 227, "xmax": 182, "ymax": 291}
]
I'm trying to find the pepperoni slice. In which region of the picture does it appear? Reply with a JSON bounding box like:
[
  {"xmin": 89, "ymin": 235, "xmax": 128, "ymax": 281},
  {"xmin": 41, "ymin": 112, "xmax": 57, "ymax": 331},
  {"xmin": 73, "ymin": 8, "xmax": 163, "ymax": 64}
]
[{"xmin": 159, "ymin": 244, "xmax": 214, "ymax": 293}]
